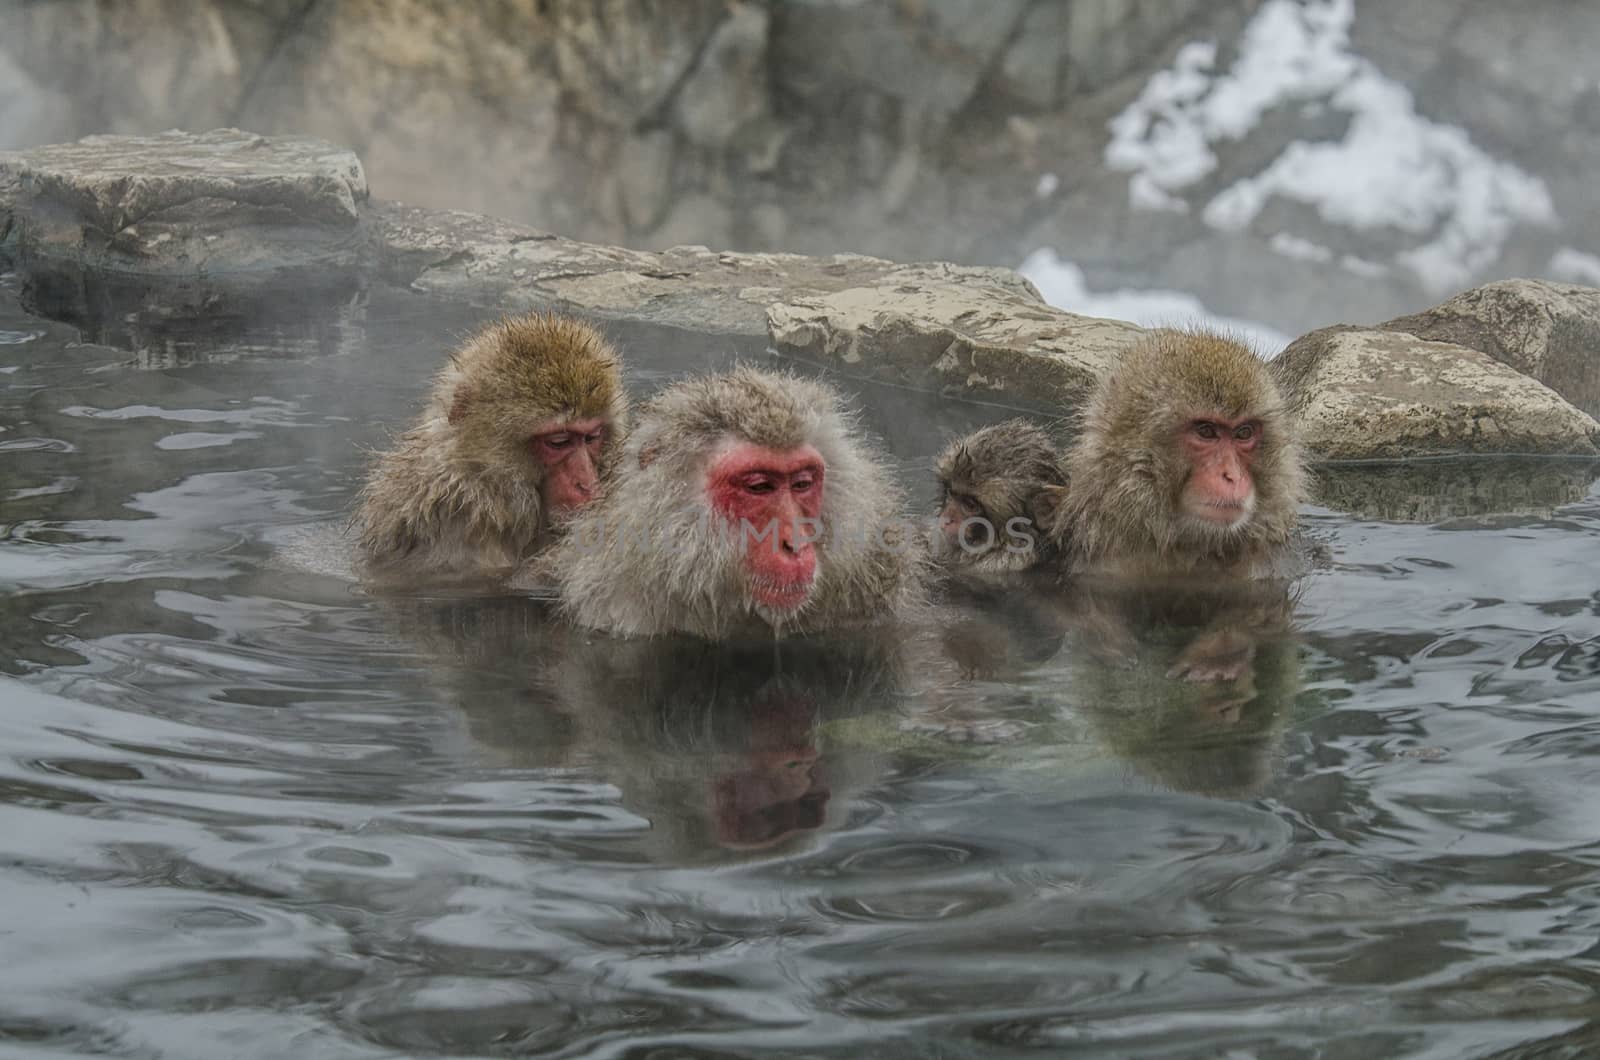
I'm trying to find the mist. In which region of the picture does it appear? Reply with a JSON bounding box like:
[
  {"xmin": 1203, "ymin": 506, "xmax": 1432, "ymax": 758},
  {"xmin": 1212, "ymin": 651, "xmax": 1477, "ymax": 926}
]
[{"xmin": 2, "ymin": 0, "xmax": 1598, "ymax": 337}]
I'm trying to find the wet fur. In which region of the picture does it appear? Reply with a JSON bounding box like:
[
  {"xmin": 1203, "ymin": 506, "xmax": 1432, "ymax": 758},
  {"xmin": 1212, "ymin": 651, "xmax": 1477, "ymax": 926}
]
[
  {"xmin": 1052, "ymin": 328, "xmax": 1306, "ymax": 577},
  {"xmin": 935, "ymin": 418, "xmax": 1065, "ymax": 573},
  {"xmin": 354, "ymin": 313, "xmax": 628, "ymax": 585},
  {"xmin": 548, "ymin": 367, "xmax": 926, "ymax": 639}
]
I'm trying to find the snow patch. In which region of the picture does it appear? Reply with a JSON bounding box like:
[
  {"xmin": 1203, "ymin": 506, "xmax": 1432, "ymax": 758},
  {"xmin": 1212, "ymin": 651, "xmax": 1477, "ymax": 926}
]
[
  {"xmin": 1106, "ymin": 0, "xmax": 1555, "ymax": 293},
  {"xmin": 1018, "ymin": 248, "xmax": 1291, "ymax": 357}
]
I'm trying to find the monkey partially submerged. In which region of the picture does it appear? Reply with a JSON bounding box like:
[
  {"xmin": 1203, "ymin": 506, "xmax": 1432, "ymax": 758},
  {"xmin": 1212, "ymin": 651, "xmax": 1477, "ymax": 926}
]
[
  {"xmin": 354, "ymin": 313, "xmax": 628, "ymax": 587},
  {"xmin": 548, "ymin": 367, "xmax": 925, "ymax": 639},
  {"xmin": 934, "ymin": 418, "xmax": 1067, "ymax": 573},
  {"xmin": 1051, "ymin": 328, "xmax": 1307, "ymax": 578}
]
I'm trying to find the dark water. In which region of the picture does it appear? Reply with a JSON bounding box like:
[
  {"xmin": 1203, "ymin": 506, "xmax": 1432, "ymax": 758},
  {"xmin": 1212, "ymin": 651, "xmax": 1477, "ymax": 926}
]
[{"xmin": 4, "ymin": 273, "xmax": 1600, "ymax": 1059}]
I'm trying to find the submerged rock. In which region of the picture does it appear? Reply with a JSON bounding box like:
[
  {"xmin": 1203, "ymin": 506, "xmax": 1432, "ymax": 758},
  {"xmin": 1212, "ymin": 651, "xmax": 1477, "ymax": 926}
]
[
  {"xmin": 1274, "ymin": 326, "xmax": 1600, "ymax": 459},
  {"xmin": 1311, "ymin": 457, "xmax": 1600, "ymax": 522}
]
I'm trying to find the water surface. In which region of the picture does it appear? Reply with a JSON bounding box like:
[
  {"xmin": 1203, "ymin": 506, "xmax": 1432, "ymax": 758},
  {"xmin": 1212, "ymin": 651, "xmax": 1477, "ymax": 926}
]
[{"xmin": 3, "ymin": 274, "xmax": 1600, "ymax": 1058}]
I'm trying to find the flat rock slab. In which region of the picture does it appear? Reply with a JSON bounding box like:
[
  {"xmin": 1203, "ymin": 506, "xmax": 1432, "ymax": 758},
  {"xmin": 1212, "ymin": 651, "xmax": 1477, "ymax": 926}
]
[
  {"xmin": 1276, "ymin": 327, "xmax": 1600, "ymax": 459},
  {"xmin": 1381, "ymin": 279, "xmax": 1600, "ymax": 417},
  {"xmin": 375, "ymin": 200, "xmax": 1046, "ymax": 343},
  {"xmin": 0, "ymin": 129, "xmax": 368, "ymax": 285},
  {"xmin": 767, "ymin": 270, "xmax": 1145, "ymax": 407}
]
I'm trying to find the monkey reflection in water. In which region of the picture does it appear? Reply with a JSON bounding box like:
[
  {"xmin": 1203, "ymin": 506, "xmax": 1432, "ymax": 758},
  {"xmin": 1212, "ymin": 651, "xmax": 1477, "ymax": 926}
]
[
  {"xmin": 1060, "ymin": 577, "xmax": 1303, "ymax": 798},
  {"xmin": 401, "ymin": 600, "xmax": 902, "ymax": 862}
]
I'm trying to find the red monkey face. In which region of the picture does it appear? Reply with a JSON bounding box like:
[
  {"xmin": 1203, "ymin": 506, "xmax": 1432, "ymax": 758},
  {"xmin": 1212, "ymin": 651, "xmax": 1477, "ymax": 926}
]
[
  {"xmin": 1178, "ymin": 418, "xmax": 1260, "ymax": 529},
  {"xmin": 533, "ymin": 417, "xmax": 608, "ymax": 514},
  {"xmin": 706, "ymin": 443, "xmax": 825, "ymax": 613}
]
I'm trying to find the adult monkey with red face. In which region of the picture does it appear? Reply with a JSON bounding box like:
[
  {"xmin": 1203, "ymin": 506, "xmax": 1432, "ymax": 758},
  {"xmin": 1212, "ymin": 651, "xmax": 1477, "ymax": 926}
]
[
  {"xmin": 548, "ymin": 367, "xmax": 923, "ymax": 639},
  {"xmin": 1050, "ymin": 328, "xmax": 1306, "ymax": 578},
  {"xmin": 355, "ymin": 312, "xmax": 627, "ymax": 586}
]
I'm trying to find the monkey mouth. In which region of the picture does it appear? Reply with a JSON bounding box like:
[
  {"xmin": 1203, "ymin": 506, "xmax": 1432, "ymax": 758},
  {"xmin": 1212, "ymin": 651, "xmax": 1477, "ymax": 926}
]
[
  {"xmin": 750, "ymin": 575, "xmax": 815, "ymax": 611},
  {"xmin": 1190, "ymin": 499, "xmax": 1255, "ymax": 528}
]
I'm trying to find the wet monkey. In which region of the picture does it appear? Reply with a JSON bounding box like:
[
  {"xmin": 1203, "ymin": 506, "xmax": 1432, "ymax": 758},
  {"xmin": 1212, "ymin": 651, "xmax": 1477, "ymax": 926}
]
[
  {"xmin": 1050, "ymin": 328, "xmax": 1306, "ymax": 578},
  {"xmin": 548, "ymin": 367, "xmax": 925, "ymax": 639},
  {"xmin": 354, "ymin": 312, "xmax": 627, "ymax": 586},
  {"xmin": 934, "ymin": 419, "xmax": 1067, "ymax": 573}
]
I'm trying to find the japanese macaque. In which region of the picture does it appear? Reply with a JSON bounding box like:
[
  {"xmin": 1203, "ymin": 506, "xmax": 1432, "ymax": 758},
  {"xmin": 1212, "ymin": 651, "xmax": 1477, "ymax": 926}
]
[
  {"xmin": 1051, "ymin": 328, "xmax": 1306, "ymax": 578},
  {"xmin": 354, "ymin": 313, "xmax": 627, "ymax": 586},
  {"xmin": 934, "ymin": 419, "xmax": 1067, "ymax": 573},
  {"xmin": 548, "ymin": 367, "xmax": 925, "ymax": 640}
]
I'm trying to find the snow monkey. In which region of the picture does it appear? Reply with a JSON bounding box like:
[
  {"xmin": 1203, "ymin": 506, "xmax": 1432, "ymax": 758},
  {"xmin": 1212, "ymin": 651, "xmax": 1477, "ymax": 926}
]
[
  {"xmin": 548, "ymin": 367, "xmax": 926, "ymax": 639},
  {"xmin": 355, "ymin": 312, "xmax": 628, "ymax": 586},
  {"xmin": 934, "ymin": 418, "xmax": 1067, "ymax": 573},
  {"xmin": 1050, "ymin": 328, "xmax": 1306, "ymax": 579}
]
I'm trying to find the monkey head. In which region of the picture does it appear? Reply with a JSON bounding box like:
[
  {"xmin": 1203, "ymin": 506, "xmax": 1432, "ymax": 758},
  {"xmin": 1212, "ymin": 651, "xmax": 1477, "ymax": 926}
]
[
  {"xmin": 354, "ymin": 312, "xmax": 631, "ymax": 586},
  {"xmin": 1058, "ymin": 328, "xmax": 1306, "ymax": 574},
  {"xmin": 435, "ymin": 313, "xmax": 628, "ymax": 521},
  {"xmin": 935, "ymin": 419, "xmax": 1066, "ymax": 573},
  {"xmin": 551, "ymin": 367, "xmax": 924, "ymax": 639}
]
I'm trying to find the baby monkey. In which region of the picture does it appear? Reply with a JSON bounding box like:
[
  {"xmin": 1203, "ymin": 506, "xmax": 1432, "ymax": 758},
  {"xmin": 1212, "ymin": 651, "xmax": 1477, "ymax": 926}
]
[
  {"xmin": 934, "ymin": 418, "xmax": 1067, "ymax": 574},
  {"xmin": 354, "ymin": 312, "xmax": 627, "ymax": 587}
]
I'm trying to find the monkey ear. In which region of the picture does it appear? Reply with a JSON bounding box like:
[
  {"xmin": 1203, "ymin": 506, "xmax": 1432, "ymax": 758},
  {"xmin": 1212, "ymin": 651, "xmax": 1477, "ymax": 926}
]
[
  {"xmin": 1029, "ymin": 484, "xmax": 1068, "ymax": 530},
  {"xmin": 637, "ymin": 441, "xmax": 661, "ymax": 469},
  {"xmin": 446, "ymin": 386, "xmax": 475, "ymax": 426}
]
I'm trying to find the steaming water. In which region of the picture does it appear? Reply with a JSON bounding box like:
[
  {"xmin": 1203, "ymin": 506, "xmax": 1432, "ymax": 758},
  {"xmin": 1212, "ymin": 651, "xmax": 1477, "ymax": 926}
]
[{"xmin": 4, "ymin": 272, "xmax": 1600, "ymax": 1058}]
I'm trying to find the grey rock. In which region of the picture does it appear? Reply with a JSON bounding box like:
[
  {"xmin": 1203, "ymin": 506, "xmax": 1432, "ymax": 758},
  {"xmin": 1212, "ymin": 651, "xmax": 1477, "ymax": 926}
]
[
  {"xmin": 673, "ymin": 2, "xmax": 770, "ymax": 150},
  {"xmin": 377, "ymin": 199, "xmax": 1047, "ymax": 340},
  {"xmin": 0, "ymin": 129, "xmax": 369, "ymax": 287},
  {"xmin": 0, "ymin": 166, "xmax": 16, "ymax": 252},
  {"xmin": 616, "ymin": 130, "xmax": 675, "ymax": 230},
  {"xmin": 0, "ymin": 49, "xmax": 75, "ymax": 151},
  {"xmin": 1380, "ymin": 279, "xmax": 1600, "ymax": 417},
  {"xmin": 995, "ymin": 3, "xmax": 1064, "ymax": 108},
  {"xmin": 552, "ymin": 0, "xmax": 728, "ymax": 128},
  {"xmin": 1275, "ymin": 326, "xmax": 1600, "ymax": 459},
  {"xmin": 648, "ymin": 193, "xmax": 734, "ymax": 254},
  {"xmin": 767, "ymin": 267, "xmax": 1141, "ymax": 407},
  {"xmin": 771, "ymin": 0, "xmax": 1028, "ymax": 114}
]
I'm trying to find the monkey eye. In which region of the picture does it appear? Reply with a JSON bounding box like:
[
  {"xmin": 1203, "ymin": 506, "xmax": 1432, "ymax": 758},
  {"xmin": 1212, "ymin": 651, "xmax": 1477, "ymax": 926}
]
[
  {"xmin": 1193, "ymin": 421, "xmax": 1219, "ymax": 441},
  {"xmin": 540, "ymin": 432, "xmax": 575, "ymax": 450},
  {"xmin": 582, "ymin": 429, "xmax": 605, "ymax": 446},
  {"xmin": 741, "ymin": 476, "xmax": 778, "ymax": 495},
  {"xmin": 958, "ymin": 495, "xmax": 983, "ymax": 516},
  {"xmin": 791, "ymin": 474, "xmax": 816, "ymax": 493},
  {"xmin": 1233, "ymin": 423, "xmax": 1257, "ymax": 442}
]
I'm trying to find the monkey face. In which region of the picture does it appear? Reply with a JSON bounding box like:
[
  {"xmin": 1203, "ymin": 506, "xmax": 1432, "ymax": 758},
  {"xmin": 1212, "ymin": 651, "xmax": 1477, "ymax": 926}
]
[
  {"xmin": 705, "ymin": 442, "xmax": 826, "ymax": 613},
  {"xmin": 938, "ymin": 488, "xmax": 991, "ymax": 553},
  {"xmin": 1178, "ymin": 417, "xmax": 1262, "ymax": 531},
  {"xmin": 532, "ymin": 416, "xmax": 610, "ymax": 515}
]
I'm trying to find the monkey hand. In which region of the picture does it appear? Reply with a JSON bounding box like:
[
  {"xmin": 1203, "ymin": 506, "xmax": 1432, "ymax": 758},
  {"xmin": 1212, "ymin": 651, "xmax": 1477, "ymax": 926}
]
[{"xmin": 1166, "ymin": 629, "xmax": 1256, "ymax": 684}]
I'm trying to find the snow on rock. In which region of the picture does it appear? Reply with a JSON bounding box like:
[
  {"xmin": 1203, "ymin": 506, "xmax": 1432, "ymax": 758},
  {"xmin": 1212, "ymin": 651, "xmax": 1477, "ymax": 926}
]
[
  {"xmin": 1018, "ymin": 248, "xmax": 1291, "ymax": 356},
  {"xmin": 1106, "ymin": 0, "xmax": 1556, "ymax": 294}
]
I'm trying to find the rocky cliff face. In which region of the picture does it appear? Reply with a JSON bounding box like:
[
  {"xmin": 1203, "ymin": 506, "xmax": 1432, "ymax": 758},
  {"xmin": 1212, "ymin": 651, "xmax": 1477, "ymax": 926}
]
[{"xmin": 0, "ymin": 0, "xmax": 1594, "ymax": 337}]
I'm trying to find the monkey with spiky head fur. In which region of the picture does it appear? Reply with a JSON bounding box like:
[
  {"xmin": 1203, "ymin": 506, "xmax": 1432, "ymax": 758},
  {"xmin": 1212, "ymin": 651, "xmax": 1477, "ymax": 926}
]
[
  {"xmin": 547, "ymin": 367, "xmax": 925, "ymax": 640},
  {"xmin": 1050, "ymin": 328, "xmax": 1306, "ymax": 579},
  {"xmin": 354, "ymin": 312, "xmax": 628, "ymax": 587},
  {"xmin": 934, "ymin": 419, "xmax": 1067, "ymax": 574}
]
